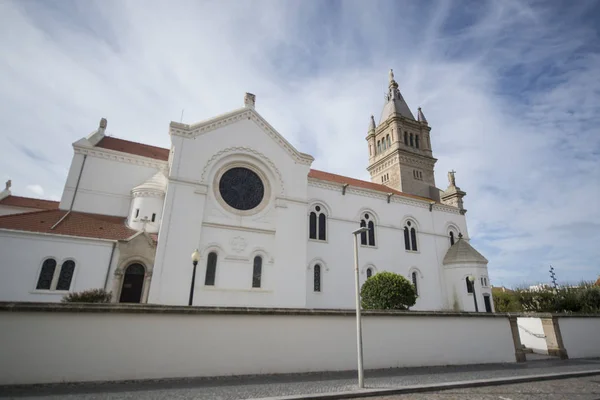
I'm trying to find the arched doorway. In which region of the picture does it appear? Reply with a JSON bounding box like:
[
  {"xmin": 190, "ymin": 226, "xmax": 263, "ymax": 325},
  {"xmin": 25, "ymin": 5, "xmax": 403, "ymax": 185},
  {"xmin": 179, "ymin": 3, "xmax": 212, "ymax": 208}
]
[{"xmin": 119, "ymin": 263, "xmax": 145, "ymax": 303}]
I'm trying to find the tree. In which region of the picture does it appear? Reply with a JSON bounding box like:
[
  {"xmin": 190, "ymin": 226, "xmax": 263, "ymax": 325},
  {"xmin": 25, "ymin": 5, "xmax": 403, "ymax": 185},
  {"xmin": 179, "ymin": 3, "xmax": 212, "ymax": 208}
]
[
  {"xmin": 361, "ymin": 271, "xmax": 417, "ymax": 310},
  {"xmin": 62, "ymin": 289, "xmax": 112, "ymax": 303},
  {"xmin": 492, "ymin": 290, "xmax": 522, "ymax": 312}
]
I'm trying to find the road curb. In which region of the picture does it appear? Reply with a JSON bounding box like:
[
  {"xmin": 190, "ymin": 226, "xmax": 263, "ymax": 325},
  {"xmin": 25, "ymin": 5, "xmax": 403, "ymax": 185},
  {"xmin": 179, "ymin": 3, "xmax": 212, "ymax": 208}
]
[{"xmin": 255, "ymin": 369, "xmax": 600, "ymax": 400}]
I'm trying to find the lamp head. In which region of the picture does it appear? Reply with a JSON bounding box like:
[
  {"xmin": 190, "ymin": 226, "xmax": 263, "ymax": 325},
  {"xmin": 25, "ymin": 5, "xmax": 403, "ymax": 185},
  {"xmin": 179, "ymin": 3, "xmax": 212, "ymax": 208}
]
[
  {"xmin": 468, "ymin": 275, "xmax": 475, "ymax": 282},
  {"xmin": 352, "ymin": 227, "xmax": 370, "ymax": 235},
  {"xmin": 191, "ymin": 249, "xmax": 201, "ymax": 263}
]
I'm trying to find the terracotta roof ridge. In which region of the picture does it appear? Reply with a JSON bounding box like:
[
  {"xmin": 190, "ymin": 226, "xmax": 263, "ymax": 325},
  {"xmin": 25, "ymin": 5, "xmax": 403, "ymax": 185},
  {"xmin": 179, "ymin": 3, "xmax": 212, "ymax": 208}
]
[
  {"xmin": 0, "ymin": 209, "xmax": 61, "ymax": 220},
  {"xmin": 3, "ymin": 195, "xmax": 59, "ymax": 203},
  {"xmin": 98, "ymin": 136, "xmax": 169, "ymax": 151}
]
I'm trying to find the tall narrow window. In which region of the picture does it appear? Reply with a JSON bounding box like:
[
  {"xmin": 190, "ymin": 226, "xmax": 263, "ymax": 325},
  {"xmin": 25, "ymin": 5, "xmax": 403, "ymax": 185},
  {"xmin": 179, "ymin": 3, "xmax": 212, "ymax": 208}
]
[
  {"xmin": 410, "ymin": 133, "xmax": 414, "ymax": 147},
  {"xmin": 369, "ymin": 144, "xmax": 372, "ymax": 156},
  {"xmin": 309, "ymin": 212, "xmax": 317, "ymax": 239},
  {"xmin": 415, "ymin": 135, "xmax": 420, "ymax": 149},
  {"xmin": 314, "ymin": 264, "xmax": 321, "ymax": 292},
  {"xmin": 366, "ymin": 267, "xmax": 373, "ymax": 279},
  {"xmin": 56, "ymin": 260, "xmax": 75, "ymax": 291},
  {"xmin": 151, "ymin": 213, "xmax": 156, "ymax": 222},
  {"xmin": 359, "ymin": 220, "xmax": 367, "ymax": 245},
  {"xmin": 135, "ymin": 209, "xmax": 139, "ymax": 218},
  {"xmin": 36, "ymin": 258, "xmax": 57, "ymax": 290},
  {"xmin": 412, "ymin": 271, "xmax": 418, "ymax": 295},
  {"xmin": 404, "ymin": 131, "xmax": 408, "ymax": 145},
  {"xmin": 386, "ymin": 135, "xmax": 391, "ymax": 148},
  {"xmin": 252, "ymin": 256, "xmax": 262, "ymax": 288},
  {"xmin": 377, "ymin": 141, "xmax": 381, "ymax": 154},
  {"xmin": 410, "ymin": 227, "xmax": 418, "ymax": 251},
  {"xmin": 361, "ymin": 212, "xmax": 376, "ymax": 246},
  {"xmin": 309, "ymin": 205, "xmax": 327, "ymax": 241},
  {"xmin": 205, "ymin": 252, "xmax": 217, "ymax": 286},
  {"xmin": 450, "ymin": 231, "xmax": 455, "ymax": 246},
  {"xmin": 404, "ymin": 221, "xmax": 417, "ymax": 251},
  {"xmin": 466, "ymin": 277, "xmax": 474, "ymax": 293}
]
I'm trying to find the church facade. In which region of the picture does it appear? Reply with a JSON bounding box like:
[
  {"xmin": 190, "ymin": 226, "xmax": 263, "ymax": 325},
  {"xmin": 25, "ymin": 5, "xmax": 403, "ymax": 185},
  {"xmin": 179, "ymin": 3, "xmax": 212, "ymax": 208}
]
[{"xmin": 0, "ymin": 71, "xmax": 493, "ymax": 312}]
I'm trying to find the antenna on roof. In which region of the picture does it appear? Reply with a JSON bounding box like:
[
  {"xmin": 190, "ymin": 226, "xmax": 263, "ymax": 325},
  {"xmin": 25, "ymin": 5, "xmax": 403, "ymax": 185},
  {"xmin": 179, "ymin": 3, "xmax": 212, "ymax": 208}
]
[{"xmin": 180, "ymin": 109, "xmax": 185, "ymax": 123}]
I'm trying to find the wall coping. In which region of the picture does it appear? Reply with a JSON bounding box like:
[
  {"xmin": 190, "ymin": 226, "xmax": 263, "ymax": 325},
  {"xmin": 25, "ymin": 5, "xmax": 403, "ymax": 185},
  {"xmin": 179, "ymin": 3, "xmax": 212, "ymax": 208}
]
[{"xmin": 1, "ymin": 302, "xmax": 598, "ymax": 318}]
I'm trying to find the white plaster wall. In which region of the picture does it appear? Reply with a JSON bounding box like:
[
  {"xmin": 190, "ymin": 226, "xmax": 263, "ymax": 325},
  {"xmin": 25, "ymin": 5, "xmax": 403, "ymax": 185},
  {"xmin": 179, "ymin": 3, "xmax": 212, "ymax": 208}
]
[
  {"xmin": 517, "ymin": 317, "xmax": 548, "ymax": 354},
  {"xmin": 60, "ymin": 154, "xmax": 165, "ymax": 217},
  {"xmin": 305, "ymin": 183, "xmax": 474, "ymax": 311},
  {"xmin": 0, "ymin": 231, "xmax": 116, "ymax": 302},
  {"xmin": 0, "ymin": 311, "xmax": 517, "ymax": 385},
  {"xmin": 444, "ymin": 265, "xmax": 493, "ymax": 312},
  {"xmin": 558, "ymin": 317, "xmax": 600, "ymax": 358},
  {"xmin": 128, "ymin": 195, "xmax": 164, "ymax": 233},
  {"xmin": 151, "ymin": 117, "xmax": 310, "ymax": 307}
]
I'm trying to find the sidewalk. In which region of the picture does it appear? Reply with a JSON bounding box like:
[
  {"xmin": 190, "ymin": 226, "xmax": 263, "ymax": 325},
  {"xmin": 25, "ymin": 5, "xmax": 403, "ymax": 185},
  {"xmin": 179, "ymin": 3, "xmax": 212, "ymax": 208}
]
[{"xmin": 2, "ymin": 358, "xmax": 600, "ymax": 399}]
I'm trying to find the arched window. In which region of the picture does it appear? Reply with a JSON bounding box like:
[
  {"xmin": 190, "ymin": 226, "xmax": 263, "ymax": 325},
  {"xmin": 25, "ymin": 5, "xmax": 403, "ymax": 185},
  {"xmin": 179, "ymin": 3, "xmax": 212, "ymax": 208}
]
[
  {"xmin": 359, "ymin": 213, "xmax": 376, "ymax": 246},
  {"xmin": 404, "ymin": 221, "xmax": 418, "ymax": 251},
  {"xmin": 366, "ymin": 267, "xmax": 373, "ymax": 279},
  {"xmin": 205, "ymin": 252, "xmax": 217, "ymax": 286},
  {"xmin": 369, "ymin": 144, "xmax": 372, "ymax": 156},
  {"xmin": 377, "ymin": 140, "xmax": 381, "ymax": 154},
  {"xmin": 252, "ymin": 256, "xmax": 262, "ymax": 288},
  {"xmin": 411, "ymin": 271, "xmax": 419, "ymax": 295},
  {"xmin": 36, "ymin": 258, "xmax": 57, "ymax": 290},
  {"xmin": 404, "ymin": 131, "xmax": 408, "ymax": 145},
  {"xmin": 56, "ymin": 260, "xmax": 75, "ymax": 291},
  {"xmin": 314, "ymin": 264, "xmax": 321, "ymax": 292},
  {"xmin": 466, "ymin": 277, "xmax": 474, "ymax": 293},
  {"xmin": 410, "ymin": 133, "xmax": 414, "ymax": 147},
  {"xmin": 415, "ymin": 135, "xmax": 420, "ymax": 149},
  {"xmin": 309, "ymin": 205, "xmax": 327, "ymax": 241},
  {"xmin": 450, "ymin": 231, "xmax": 455, "ymax": 246},
  {"xmin": 386, "ymin": 134, "xmax": 391, "ymax": 148}
]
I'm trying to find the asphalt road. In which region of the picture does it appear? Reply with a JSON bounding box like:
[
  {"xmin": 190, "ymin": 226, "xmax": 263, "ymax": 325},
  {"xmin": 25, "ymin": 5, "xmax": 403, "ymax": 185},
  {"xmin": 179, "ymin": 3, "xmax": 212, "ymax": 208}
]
[{"xmin": 351, "ymin": 376, "xmax": 600, "ymax": 400}]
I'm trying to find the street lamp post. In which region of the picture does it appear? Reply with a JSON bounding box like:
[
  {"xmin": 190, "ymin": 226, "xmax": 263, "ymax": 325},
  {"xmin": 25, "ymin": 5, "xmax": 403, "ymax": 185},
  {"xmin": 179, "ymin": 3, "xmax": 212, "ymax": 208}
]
[
  {"xmin": 189, "ymin": 249, "xmax": 200, "ymax": 306},
  {"xmin": 352, "ymin": 226, "xmax": 370, "ymax": 389},
  {"xmin": 468, "ymin": 275, "xmax": 478, "ymax": 312}
]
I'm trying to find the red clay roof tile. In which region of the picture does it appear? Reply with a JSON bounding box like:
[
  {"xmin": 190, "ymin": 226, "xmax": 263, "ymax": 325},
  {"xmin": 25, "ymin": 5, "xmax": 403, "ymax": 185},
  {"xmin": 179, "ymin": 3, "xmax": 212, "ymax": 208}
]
[
  {"xmin": 0, "ymin": 209, "xmax": 137, "ymax": 241},
  {"xmin": 0, "ymin": 195, "xmax": 59, "ymax": 210},
  {"xmin": 96, "ymin": 137, "xmax": 169, "ymax": 161}
]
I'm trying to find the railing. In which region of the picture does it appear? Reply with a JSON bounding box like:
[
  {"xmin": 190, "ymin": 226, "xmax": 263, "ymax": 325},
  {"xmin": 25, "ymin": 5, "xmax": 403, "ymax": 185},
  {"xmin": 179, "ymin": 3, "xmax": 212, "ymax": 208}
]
[{"xmin": 518, "ymin": 324, "xmax": 546, "ymax": 339}]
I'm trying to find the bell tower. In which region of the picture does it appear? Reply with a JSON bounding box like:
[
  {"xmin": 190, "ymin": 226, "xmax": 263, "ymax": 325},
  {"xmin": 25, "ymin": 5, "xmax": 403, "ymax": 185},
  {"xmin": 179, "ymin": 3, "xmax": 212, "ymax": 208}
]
[{"xmin": 366, "ymin": 70, "xmax": 438, "ymax": 200}]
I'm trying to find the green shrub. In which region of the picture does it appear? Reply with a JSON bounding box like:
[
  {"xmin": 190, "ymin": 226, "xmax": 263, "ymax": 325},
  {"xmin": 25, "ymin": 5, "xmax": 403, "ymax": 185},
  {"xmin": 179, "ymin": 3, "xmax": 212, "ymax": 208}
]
[
  {"xmin": 493, "ymin": 290, "xmax": 522, "ymax": 312},
  {"xmin": 579, "ymin": 286, "xmax": 600, "ymax": 313},
  {"xmin": 360, "ymin": 271, "xmax": 416, "ymax": 310},
  {"xmin": 62, "ymin": 289, "xmax": 112, "ymax": 303}
]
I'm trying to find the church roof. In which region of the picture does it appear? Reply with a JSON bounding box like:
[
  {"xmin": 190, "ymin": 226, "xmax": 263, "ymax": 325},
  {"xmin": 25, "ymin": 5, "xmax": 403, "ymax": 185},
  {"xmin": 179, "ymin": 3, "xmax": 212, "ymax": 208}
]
[
  {"xmin": 443, "ymin": 237, "xmax": 488, "ymax": 265},
  {"xmin": 93, "ymin": 138, "xmax": 434, "ymax": 202},
  {"xmin": 0, "ymin": 209, "xmax": 137, "ymax": 241},
  {"xmin": 96, "ymin": 137, "xmax": 170, "ymax": 161},
  {"xmin": 379, "ymin": 92, "xmax": 415, "ymax": 123},
  {"xmin": 308, "ymin": 169, "xmax": 433, "ymax": 202},
  {"xmin": 0, "ymin": 195, "xmax": 59, "ymax": 210},
  {"xmin": 132, "ymin": 172, "xmax": 168, "ymax": 193}
]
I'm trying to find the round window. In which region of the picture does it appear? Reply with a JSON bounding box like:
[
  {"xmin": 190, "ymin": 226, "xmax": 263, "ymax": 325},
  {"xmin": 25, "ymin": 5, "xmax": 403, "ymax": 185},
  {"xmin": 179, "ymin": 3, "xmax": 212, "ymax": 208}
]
[{"xmin": 218, "ymin": 167, "xmax": 265, "ymax": 211}]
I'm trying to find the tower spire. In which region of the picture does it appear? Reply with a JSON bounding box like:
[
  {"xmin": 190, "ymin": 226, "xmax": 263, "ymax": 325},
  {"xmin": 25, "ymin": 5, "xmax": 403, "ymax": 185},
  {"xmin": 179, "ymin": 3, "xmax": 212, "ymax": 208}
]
[
  {"xmin": 417, "ymin": 107, "xmax": 428, "ymax": 125},
  {"xmin": 368, "ymin": 115, "xmax": 376, "ymax": 133}
]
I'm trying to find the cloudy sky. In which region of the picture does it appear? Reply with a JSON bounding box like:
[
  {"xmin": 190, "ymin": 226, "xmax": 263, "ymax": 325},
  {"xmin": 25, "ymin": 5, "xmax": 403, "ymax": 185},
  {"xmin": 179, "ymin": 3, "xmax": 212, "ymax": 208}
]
[{"xmin": 1, "ymin": 0, "xmax": 599, "ymax": 287}]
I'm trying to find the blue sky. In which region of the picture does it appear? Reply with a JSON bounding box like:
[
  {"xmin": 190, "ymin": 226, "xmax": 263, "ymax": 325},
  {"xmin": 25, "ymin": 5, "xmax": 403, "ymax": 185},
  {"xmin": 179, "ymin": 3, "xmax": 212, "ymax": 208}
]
[{"xmin": 1, "ymin": 0, "xmax": 598, "ymax": 288}]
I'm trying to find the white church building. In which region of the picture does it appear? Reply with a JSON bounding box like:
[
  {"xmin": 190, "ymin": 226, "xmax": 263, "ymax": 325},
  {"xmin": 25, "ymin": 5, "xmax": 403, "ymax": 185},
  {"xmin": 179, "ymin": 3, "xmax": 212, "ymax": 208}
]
[{"xmin": 0, "ymin": 71, "xmax": 493, "ymax": 312}]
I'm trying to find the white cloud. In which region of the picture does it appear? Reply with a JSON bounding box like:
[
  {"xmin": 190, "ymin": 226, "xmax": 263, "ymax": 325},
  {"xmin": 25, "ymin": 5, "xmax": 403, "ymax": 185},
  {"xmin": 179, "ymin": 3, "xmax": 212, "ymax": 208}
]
[
  {"xmin": 26, "ymin": 184, "xmax": 44, "ymax": 196},
  {"xmin": 0, "ymin": 0, "xmax": 598, "ymax": 287}
]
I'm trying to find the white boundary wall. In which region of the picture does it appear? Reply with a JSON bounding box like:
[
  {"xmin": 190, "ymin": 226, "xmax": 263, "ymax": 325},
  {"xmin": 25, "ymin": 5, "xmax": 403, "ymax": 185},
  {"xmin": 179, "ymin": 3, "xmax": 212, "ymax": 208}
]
[
  {"xmin": 558, "ymin": 317, "xmax": 600, "ymax": 359},
  {"xmin": 0, "ymin": 306, "xmax": 517, "ymax": 385},
  {"xmin": 517, "ymin": 317, "xmax": 548, "ymax": 354}
]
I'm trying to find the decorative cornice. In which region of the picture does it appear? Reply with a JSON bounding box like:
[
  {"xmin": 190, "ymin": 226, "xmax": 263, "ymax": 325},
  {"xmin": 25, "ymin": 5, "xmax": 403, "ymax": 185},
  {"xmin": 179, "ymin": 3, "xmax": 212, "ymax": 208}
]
[
  {"xmin": 200, "ymin": 146, "xmax": 285, "ymax": 195},
  {"xmin": 170, "ymin": 108, "xmax": 314, "ymax": 166},
  {"xmin": 74, "ymin": 145, "xmax": 168, "ymax": 172},
  {"xmin": 202, "ymin": 222, "xmax": 276, "ymax": 234},
  {"xmin": 131, "ymin": 190, "xmax": 165, "ymax": 198}
]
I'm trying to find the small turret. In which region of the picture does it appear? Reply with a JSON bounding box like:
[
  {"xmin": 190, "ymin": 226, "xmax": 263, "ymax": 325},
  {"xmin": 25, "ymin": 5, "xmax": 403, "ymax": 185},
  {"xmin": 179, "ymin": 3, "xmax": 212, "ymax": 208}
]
[
  {"xmin": 417, "ymin": 107, "xmax": 428, "ymax": 125},
  {"xmin": 368, "ymin": 115, "xmax": 376, "ymax": 133}
]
